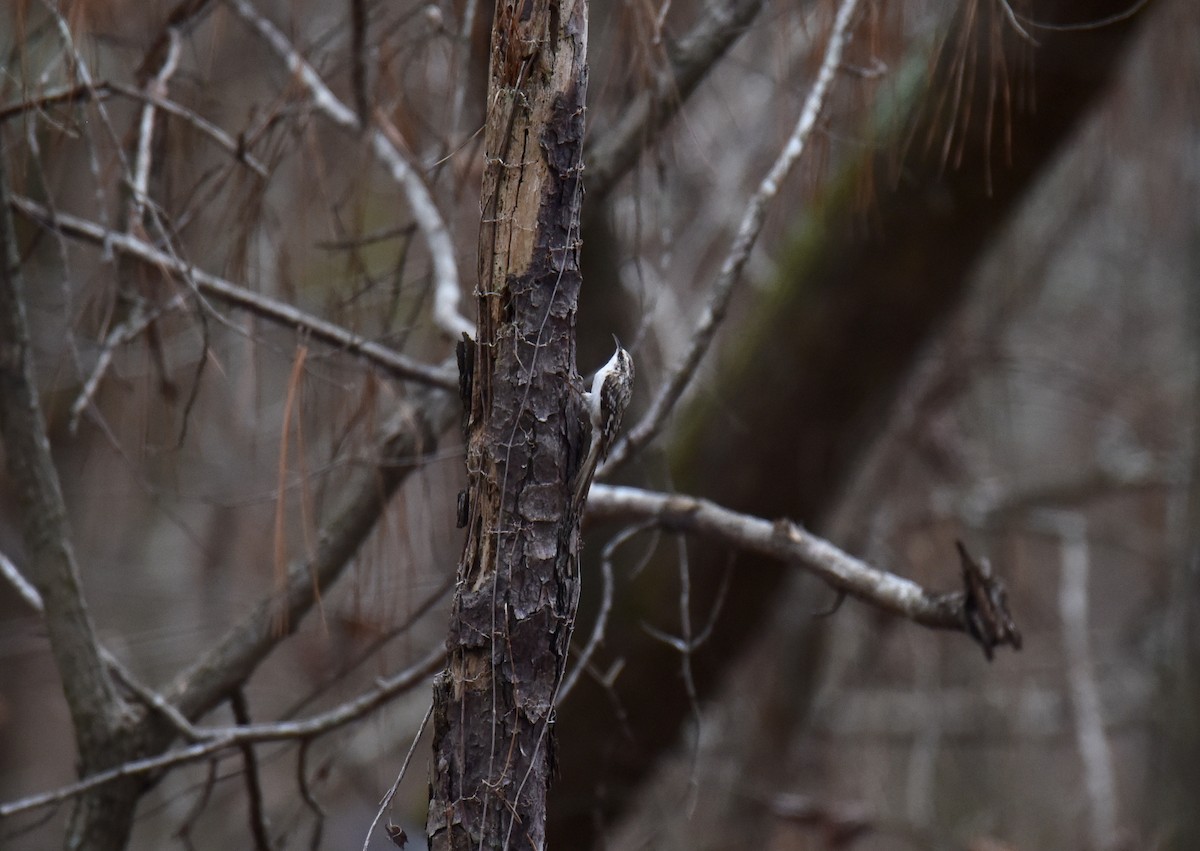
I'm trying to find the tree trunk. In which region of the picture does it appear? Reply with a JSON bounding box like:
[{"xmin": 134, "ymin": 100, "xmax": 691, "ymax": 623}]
[{"xmin": 426, "ymin": 2, "xmax": 590, "ymax": 850}]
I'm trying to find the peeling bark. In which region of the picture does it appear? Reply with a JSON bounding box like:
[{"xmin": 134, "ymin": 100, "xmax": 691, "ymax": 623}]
[{"xmin": 427, "ymin": 3, "xmax": 590, "ymax": 850}]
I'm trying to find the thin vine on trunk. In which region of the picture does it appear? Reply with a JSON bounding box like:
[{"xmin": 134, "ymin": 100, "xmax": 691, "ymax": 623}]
[{"xmin": 427, "ymin": 3, "xmax": 590, "ymax": 849}]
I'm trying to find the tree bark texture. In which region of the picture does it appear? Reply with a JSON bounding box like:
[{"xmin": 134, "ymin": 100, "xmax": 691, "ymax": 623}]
[{"xmin": 427, "ymin": 3, "xmax": 589, "ymax": 850}]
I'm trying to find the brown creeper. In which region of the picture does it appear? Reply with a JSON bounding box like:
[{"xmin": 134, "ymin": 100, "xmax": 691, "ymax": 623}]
[{"xmin": 572, "ymin": 336, "xmax": 634, "ymax": 507}]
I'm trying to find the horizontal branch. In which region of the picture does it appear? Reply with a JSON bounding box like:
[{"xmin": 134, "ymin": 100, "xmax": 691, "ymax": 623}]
[
  {"xmin": 0, "ymin": 646, "xmax": 444, "ymax": 820},
  {"xmin": 9, "ymin": 196, "xmax": 457, "ymax": 390},
  {"xmin": 0, "ymin": 81, "xmax": 113, "ymax": 122},
  {"xmin": 585, "ymin": 484, "xmax": 1021, "ymax": 652}
]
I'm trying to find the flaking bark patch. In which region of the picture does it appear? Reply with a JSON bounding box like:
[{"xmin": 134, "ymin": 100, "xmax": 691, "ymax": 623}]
[{"xmin": 427, "ymin": 3, "xmax": 590, "ymax": 850}]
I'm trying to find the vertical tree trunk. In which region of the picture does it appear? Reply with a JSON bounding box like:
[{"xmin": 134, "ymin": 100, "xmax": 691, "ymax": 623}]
[
  {"xmin": 427, "ymin": 3, "xmax": 589, "ymax": 850},
  {"xmin": 0, "ymin": 134, "xmax": 143, "ymax": 851}
]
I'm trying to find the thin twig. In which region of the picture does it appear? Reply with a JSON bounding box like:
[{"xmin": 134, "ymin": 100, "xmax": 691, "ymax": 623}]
[
  {"xmin": 360, "ymin": 701, "xmax": 434, "ymax": 851},
  {"xmin": 446, "ymin": 0, "xmax": 480, "ymax": 160},
  {"xmin": 559, "ymin": 523, "xmax": 647, "ymax": 700},
  {"xmin": 68, "ymin": 294, "xmax": 187, "ymax": 434},
  {"xmin": 0, "ymin": 82, "xmax": 113, "ymax": 123},
  {"xmin": 296, "ymin": 741, "xmax": 327, "ymax": 851},
  {"xmin": 1016, "ymin": 0, "xmax": 1151, "ymax": 32},
  {"xmin": 603, "ymin": 0, "xmax": 862, "ymax": 472},
  {"xmin": 172, "ymin": 759, "xmax": 218, "ymax": 848},
  {"xmin": 129, "ymin": 26, "xmax": 182, "ymax": 222},
  {"xmin": 229, "ymin": 691, "xmax": 272, "ymax": 851},
  {"xmin": 0, "ymin": 550, "xmax": 42, "ymax": 611},
  {"xmin": 106, "ymin": 82, "xmax": 269, "ymax": 176}
]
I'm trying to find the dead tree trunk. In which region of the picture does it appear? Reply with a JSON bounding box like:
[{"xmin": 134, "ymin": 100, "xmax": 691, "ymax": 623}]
[{"xmin": 427, "ymin": 3, "xmax": 590, "ymax": 850}]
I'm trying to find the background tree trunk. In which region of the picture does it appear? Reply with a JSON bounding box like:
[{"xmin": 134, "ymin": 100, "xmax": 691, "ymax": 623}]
[{"xmin": 551, "ymin": 1, "xmax": 1151, "ymax": 844}]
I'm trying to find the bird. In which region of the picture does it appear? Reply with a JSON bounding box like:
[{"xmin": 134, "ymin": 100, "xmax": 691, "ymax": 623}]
[{"xmin": 571, "ymin": 336, "xmax": 634, "ymax": 508}]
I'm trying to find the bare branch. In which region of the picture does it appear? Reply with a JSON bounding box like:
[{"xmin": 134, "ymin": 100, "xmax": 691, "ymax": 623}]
[
  {"xmin": 0, "ymin": 646, "xmax": 444, "ymax": 820},
  {"xmin": 161, "ymin": 389, "xmax": 457, "ymax": 720},
  {"xmin": 223, "ymin": 0, "xmax": 472, "ymax": 341},
  {"xmin": 585, "ymin": 484, "xmax": 1021, "ymax": 651},
  {"xmin": 0, "ymin": 549, "xmax": 42, "ymax": 611},
  {"xmin": 67, "ymin": 293, "xmax": 185, "ymax": 433},
  {"xmin": 604, "ymin": 0, "xmax": 862, "ymax": 472},
  {"xmin": 106, "ymin": 83, "xmax": 269, "ymax": 177},
  {"xmin": 0, "ymin": 549, "xmax": 202, "ymax": 743},
  {"xmin": 9, "ymin": 196, "xmax": 457, "ymax": 389},
  {"xmin": 586, "ymin": 0, "xmax": 769, "ymax": 201},
  {"xmin": 558, "ymin": 523, "xmax": 641, "ymax": 701},
  {"xmin": 128, "ymin": 26, "xmax": 182, "ymax": 222},
  {"xmin": 0, "ymin": 82, "xmax": 114, "ymax": 123},
  {"xmin": 229, "ymin": 692, "xmax": 272, "ymax": 851}
]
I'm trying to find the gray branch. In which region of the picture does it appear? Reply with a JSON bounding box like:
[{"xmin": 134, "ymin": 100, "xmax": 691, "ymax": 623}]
[
  {"xmin": 8, "ymin": 196, "xmax": 457, "ymax": 389},
  {"xmin": 586, "ymin": 484, "xmax": 1020, "ymax": 648}
]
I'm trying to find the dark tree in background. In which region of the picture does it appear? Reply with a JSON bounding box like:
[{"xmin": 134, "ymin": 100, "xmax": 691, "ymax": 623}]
[{"xmin": 0, "ymin": 1, "xmax": 1195, "ymax": 850}]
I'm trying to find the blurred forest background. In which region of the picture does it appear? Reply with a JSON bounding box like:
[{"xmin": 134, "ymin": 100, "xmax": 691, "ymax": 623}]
[{"xmin": 0, "ymin": 0, "xmax": 1196, "ymax": 849}]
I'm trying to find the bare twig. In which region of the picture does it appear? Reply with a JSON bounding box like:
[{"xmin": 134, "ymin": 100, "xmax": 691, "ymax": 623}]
[
  {"xmin": 223, "ymin": 0, "xmax": 472, "ymax": 341},
  {"xmin": 603, "ymin": 0, "xmax": 862, "ymax": 472},
  {"xmin": 0, "ymin": 82, "xmax": 114, "ymax": 122},
  {"xmin": 9, "ymin": 196, "xmax": 457, "ymax": 389},
  {"xmin": 106, "ymin": 82, "xmax": 268, "ymax": 176},
  {"xmin": 996, "ymin": 0, "xmax": 1039, "ymax": 45},
  {"xmin": 446, "ymin": 0, "xmax": 480, "ymax": 158},
  {"xmin": 361, "ymin": 701, "xmax": 434, "ymax": 851},
  {"xmin": 641, "ymin": 535, "xmax": 718, "ymax": 815},
  {"xmin": 229, "ymin": 691, "xmax": 272, "ymax": 851},
  {"xmin": 0, "ymin": 549, "xmax": 42, "ymax": 611},
  {"xmin": 68, "ymin": 294, "xmax": 185, "ymax": 433},
  {"xmin": 559, "ymin": 523, "xmax": 646, "ymax": 700},
  {"xmin": 296, "ymin": 742, "xmax": 326, "ymax": 851},
  {"xmin": 586, "ymin": 484, "xmax": 1021, "ymax": 650},
  {"xmin": 1015, "ymin": 0, "xmax": 1152, "ymax": 32},
  {"xmin": 137, "ymin": 0, "xmax": 217, "ymax": 82},
  {"xmin": 173, "ymin": 758, "xmax": 218, "ymax": 849},
  {"xmin": 128, "ymin": 26, "xmax": 182, "ymax": 222}
]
